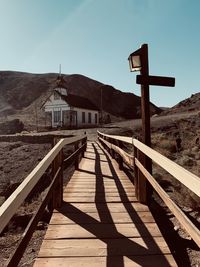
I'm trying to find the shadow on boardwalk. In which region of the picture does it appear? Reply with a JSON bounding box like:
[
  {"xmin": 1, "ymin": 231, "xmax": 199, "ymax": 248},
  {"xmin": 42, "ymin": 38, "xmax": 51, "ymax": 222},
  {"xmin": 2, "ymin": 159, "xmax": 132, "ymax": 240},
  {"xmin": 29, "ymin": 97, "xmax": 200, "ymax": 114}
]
[{"xmin": 58, "ymin": 141, "xmax": 176, "ymax": 266}]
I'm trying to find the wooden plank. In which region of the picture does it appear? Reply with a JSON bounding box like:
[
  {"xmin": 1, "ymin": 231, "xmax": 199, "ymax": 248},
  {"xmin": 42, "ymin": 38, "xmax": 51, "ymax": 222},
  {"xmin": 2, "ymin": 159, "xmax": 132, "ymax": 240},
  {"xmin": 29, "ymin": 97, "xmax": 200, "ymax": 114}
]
[
  {"xmin": 136, "ymin": 75, "xmax": 175, "ymax": 87},
  {"xmin": 34, "ymin": 255, "xmax": 177, "ymax": 267},
  {"xmin": 65, "ymin": 188, "xmax": 132, "ymax": 192},
  {"xmin": 50, "ymin": 211, "xmax": 155, "ymax": 224},
  {"xmin": 57, "ymin": 203, "xmax": 149, "ymax": 213},
  {"xmin": 44, "ymin": 223, "xmax": 162, "ymax": 239},
  {"xmin": 63, "ymin": 195, "xmax": 137, "ymax": 203},
  {"xmin": 64, "ymin": 188, "xmax": 134, "ymax": 193},
  {"xmin": 67, "ymin": 180, "xmax": 131, "ymax": 185},
  {"xmin": 38, "ymin": 237, "xmax": 170, "ymax": 257},
  {"xmin": 63, "ymin": 192, "xmax": 135, "ymax": 197},
  {"xmin": 66, "ymin": 180, "xmax": 133, "ymax": 186}
]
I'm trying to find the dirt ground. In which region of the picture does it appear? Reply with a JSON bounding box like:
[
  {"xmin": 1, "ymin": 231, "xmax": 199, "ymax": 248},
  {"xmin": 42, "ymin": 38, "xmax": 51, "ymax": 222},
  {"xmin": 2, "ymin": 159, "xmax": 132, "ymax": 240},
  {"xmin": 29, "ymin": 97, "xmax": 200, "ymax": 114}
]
[{"xmin": 0, "ymin": 111, "xmax": 200, "ymax": 266}]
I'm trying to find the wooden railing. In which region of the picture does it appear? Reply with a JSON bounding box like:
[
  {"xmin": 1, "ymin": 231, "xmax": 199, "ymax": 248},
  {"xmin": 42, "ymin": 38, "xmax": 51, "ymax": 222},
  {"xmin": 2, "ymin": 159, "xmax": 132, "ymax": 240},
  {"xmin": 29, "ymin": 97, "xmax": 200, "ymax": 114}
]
[
  {"xmin": 0, "ymin": 135, "xmax": 87, "ymax": 267},
  {"xmin": 97, "ymin": 131, "xmax": 200, "ymax": 248}
]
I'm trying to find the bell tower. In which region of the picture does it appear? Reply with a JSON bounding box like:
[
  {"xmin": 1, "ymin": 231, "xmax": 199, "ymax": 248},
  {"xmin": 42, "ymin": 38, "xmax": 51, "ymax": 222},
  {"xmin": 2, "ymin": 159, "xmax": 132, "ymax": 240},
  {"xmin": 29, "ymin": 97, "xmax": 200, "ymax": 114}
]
[{"xmin": 55, "ymin": 64, "xmax": 67, "ymax": 96}]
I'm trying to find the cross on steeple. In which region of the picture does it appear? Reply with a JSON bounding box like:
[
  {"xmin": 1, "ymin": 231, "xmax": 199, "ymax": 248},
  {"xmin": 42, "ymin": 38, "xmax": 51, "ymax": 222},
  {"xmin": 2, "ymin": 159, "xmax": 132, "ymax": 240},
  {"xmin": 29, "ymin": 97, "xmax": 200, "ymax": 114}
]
[
  {"xmin": 59, "ymin": 64, "xmax": 61, "ymax": 77},
  {"xmin": 56, "ymin": 64, "xmax": 64, "ymax": 87}
]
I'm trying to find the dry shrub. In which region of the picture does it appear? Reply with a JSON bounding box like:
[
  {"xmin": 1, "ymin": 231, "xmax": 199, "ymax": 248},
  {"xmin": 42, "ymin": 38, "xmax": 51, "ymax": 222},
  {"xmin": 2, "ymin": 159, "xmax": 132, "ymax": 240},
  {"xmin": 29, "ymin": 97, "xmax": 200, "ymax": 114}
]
[
  {"xmin": 176, "ymin": 156, "xmax": 197, "ymax": 167},
  {"xmin": 152, "ymin": 134, "xmax": 177, "ymax": 160},
  {"xmin": 159, "ymin": 139, "xmax": 177, "ymax": 153},
  {"xmin": 173, "ymin": 180, "xmax": 200, "ymax": 210}
]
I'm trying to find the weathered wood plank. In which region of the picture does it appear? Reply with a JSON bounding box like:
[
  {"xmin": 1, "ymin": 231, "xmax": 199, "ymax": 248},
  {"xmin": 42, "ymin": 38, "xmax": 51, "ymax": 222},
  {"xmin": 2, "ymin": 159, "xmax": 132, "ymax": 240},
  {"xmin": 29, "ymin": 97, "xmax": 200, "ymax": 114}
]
[
  {"xmin": 57, "ymin": 202, "xmax": 149, "ymax": 212},
  {"xmin": 64, "ymin": 188, "xmax": 135, "ymax": 193},
  {"xmin": 63, "ymin": 195, "xmax": 137, "ymax": 203},
  {"xmin": 63, "ymin": 192, "xmax": 135, "ymax": 197},
  {"xmin": 38, "ymin": 237, "xmax": 170, "ymax": 257},
  {"xmin": 34, "ymin": 255, "xmax": 177, "ymax": 267},
  {"xmin": 44, "ymin": 223, "xmax": 162, "ymax": 239},
  {"xmin": 50, "ymin": 211, "xmax": 155, "ymax": 224}
]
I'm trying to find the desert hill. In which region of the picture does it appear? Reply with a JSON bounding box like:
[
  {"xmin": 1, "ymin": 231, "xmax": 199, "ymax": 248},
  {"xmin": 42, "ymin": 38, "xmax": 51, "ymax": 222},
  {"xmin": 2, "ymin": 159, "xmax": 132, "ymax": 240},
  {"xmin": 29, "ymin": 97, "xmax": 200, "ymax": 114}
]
[
  {"xmin": 161, "ymin": 92, "xmax": 200, "ymax": 115},
  {"xmin": 0, "ymin": 71, "xmax": 161, "ymax": 128}
]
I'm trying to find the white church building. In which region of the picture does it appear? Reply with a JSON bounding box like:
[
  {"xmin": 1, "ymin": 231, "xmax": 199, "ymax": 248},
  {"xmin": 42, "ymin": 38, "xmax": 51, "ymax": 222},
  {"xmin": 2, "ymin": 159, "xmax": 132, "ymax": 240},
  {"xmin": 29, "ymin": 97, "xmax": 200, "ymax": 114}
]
[{"xmin": 43, "ymin": 76, "xmax": 99, "ymax": 128}]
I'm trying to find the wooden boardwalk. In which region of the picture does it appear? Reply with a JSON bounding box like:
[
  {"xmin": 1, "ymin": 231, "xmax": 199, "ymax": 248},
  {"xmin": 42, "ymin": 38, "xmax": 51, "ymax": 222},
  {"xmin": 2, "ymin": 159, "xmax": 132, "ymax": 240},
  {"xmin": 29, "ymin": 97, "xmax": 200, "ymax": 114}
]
[{"xmin": 34, "ymin": 141, "xmax": 177, "ymax": 267}]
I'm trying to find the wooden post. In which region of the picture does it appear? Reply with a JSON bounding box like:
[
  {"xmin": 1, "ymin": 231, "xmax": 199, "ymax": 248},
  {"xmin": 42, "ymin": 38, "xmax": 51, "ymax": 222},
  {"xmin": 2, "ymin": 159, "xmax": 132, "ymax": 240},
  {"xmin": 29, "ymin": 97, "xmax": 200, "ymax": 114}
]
[
  {"xmin": 82, "ymin": 138, "xmax": 86, "ymax": 158},
  {"xmin": 118, "ymin": 140, "xmax": 123, "ymax": 170},
  {"xmin": 75, "ymin": 142, "xmax": 79, "ymax": 169},
  {"xmin": 56, "ymin": 149, "xmax": 63, "ymax": 207},
  {"xmin": 118, "ymin": 155, "xmax": 123, "ymax": 170},
  {"xmin": 50, "ymin": 138, "xmax": 63, "ymax": 208},
  {"xmin": 134, "ymin": 146, "xmax": 139, "ymax": 200},
  {"xmin": 110, "ymin": 145, "xmax": 114, "ymax": 158},
  {"xmin": 139, "ymin": 44, "xmax": 152, "ymax": 204}
]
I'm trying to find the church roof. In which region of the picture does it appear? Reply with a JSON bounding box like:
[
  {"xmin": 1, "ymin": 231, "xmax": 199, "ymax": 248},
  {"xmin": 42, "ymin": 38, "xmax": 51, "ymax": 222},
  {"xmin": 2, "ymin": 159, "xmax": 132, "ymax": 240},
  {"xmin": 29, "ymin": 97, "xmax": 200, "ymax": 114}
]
[{"xmin": 56, "ymin": 90, "xmax": 99, "ymax": 111}]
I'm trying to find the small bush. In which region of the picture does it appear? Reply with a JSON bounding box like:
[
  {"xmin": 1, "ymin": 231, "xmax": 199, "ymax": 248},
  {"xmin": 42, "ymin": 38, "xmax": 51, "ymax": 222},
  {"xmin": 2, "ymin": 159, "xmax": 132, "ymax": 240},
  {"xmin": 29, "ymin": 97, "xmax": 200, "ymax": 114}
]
[
  {"xmin": 159, "ymin": 139, "xmax": 177, "ymax": 153},
  {"xmin": 177, "ymin": 156, "xmax": 196, "ymax": 167}
]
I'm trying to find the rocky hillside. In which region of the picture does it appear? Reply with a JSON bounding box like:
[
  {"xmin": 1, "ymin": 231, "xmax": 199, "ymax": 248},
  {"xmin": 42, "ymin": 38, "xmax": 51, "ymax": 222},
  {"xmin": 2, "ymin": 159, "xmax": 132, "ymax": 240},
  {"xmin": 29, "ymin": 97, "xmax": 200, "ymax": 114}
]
[
  {"xmin": 161, "ymin": 92, "xmax": 200, "ymax": 115},
  {"xmin": 0, "ymin": 71, "xmax": 161, "ymax": 126}
]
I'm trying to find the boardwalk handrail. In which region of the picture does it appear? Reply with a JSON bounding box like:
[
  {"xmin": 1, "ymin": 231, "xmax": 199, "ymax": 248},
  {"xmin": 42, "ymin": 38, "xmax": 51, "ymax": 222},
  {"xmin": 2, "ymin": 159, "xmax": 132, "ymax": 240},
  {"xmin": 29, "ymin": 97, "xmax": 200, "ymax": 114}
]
[
  {"xmin": 97, "ymin": 131, "xmax": 200, "ymax": 248},
  {"xmin": 0, "ymin": 135, "xmax": 87, "ymax": 266},
  {"xmin": 97, "ymin": 131, "xmax": 200, "ymax": 197}
]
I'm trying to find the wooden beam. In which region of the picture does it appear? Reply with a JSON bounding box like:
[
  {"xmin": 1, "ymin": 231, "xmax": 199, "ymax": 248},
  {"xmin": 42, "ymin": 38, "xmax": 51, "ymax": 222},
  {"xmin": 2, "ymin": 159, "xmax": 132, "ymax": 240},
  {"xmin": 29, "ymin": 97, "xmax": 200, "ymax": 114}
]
[{"xmin": 137, "ymin": 75, "xmax": 175, "ymax": 87}]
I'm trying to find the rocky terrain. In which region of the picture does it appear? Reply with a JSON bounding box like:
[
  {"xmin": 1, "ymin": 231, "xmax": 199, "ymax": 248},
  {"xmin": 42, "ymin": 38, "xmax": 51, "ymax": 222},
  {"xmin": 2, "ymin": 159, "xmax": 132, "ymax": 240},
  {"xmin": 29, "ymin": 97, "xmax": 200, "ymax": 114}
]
[{"xmin": 162, "ymin": 92, "xmax": 200, "ymax": 115}]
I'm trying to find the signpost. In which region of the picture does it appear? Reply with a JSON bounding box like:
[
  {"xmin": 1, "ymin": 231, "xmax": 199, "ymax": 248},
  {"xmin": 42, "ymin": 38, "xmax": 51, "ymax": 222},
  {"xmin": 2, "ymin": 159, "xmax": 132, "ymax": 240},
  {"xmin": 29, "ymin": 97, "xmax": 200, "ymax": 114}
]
[{"xmin": 128, "ymin": 44, "xmax": 175, "ymax": 204}]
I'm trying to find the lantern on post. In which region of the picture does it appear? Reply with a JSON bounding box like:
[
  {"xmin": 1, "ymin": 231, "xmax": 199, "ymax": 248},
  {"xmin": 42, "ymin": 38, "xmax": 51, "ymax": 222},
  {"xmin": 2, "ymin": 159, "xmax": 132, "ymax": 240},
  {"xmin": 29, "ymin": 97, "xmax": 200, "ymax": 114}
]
[
  {"xmin": 128, "ymin": 48, "xmax": 142, "ymax": 72},
  {"xmin": 128, "ymin": 44, "xmax": 175, "ymax": 204},
  {"xmin": 128, "ymin": 44, "xmax": 151, "ymax": 205}
]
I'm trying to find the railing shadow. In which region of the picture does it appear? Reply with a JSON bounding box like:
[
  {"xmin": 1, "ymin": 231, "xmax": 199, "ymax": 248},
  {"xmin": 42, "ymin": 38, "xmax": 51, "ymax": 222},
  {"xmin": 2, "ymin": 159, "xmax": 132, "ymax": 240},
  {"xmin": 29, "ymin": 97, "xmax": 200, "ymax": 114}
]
[
  {"xmin": 96, "ymin": 140, "xmax": 192, "ymax": 266},
  {"xmin": 94, "ymin": 142, "xmax": 173, "ymax": 266},
  {"xmin": 57, "ymin": 141, "xmax": 175, "ymax": 267}
]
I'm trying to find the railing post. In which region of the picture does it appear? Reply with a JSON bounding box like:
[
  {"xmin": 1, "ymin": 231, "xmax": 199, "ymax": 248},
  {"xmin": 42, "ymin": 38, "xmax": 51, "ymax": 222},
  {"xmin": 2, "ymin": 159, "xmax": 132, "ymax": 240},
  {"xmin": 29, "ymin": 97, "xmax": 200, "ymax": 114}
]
[
  {"xmin": 57, "ymin": 149, "xmax": 63, "ymax": 207},
  {"xmin": 134, "ymin": 146, "xmax": 139, "ymax": 200},
  {"xmin": 82, "ymin": 137, "xmax": 87, "ymax": 157},
  {"xmin": 75, "ymin": 142, "xmax": 79, "ymax": 169},
  {"xmin": 50, "ymin": 138, "xmax": 64, "ymax": 209},
  {"xmin": 112, "ymin": 139, "xmax": 117, "ymax": 159},
  {"xmin": 137, "ymin": 150, "xmax": 149, "ymax": 204},
  {"xmin": 110, "ymin": 147, "xmax": 114, "ymax": 158},
  {"xmin": 118, "ymin": 140, "xmax": 123, "ymax": 170},
  {"xmin": 118, "ymin": 155, "xmax": 123, "ymax": 170}
]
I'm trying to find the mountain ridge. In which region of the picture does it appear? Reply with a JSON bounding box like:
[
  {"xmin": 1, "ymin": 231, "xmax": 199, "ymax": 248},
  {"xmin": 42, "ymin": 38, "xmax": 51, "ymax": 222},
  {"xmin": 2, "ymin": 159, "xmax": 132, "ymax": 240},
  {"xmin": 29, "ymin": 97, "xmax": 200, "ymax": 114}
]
[{"xmin": 0, "ymin": 71, "xmax": 161, "ymax": 127}]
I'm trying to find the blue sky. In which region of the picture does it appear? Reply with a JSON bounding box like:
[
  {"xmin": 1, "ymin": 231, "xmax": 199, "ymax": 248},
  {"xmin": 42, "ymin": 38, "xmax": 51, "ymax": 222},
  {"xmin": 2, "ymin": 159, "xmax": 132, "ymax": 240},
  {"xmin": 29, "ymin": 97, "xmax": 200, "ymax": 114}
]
[{"xmin": 0, "ymin": 0, "xmax": 200, "ymax": 107}]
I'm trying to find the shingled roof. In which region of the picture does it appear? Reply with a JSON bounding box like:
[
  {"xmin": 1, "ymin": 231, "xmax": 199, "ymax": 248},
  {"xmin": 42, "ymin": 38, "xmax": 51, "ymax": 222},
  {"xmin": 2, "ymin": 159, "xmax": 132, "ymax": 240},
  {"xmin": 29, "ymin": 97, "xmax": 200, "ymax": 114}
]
[{"xmin": 56, "ymin": 90, "xmax": 99, "ymax": 111}]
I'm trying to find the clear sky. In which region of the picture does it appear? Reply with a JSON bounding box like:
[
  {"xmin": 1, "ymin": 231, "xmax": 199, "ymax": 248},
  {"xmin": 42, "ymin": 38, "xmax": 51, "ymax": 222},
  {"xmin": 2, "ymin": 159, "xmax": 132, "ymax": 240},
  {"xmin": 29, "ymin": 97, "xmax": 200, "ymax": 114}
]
[{"xmin": 0, "ymin": 0, "xmax": 200, "ymax": 107}]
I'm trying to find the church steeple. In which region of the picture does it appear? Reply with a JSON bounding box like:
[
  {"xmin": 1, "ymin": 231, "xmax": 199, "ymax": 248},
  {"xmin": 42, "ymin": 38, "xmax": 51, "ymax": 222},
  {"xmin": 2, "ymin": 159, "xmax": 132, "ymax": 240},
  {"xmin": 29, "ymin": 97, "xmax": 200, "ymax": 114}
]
[
  {"xmin": 55, "ymin": 64, "xmax": 68, "ymax": 96},
  {"xmin": 56, "ymin": 64, "xmax": 63, "ymax": 86}
]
